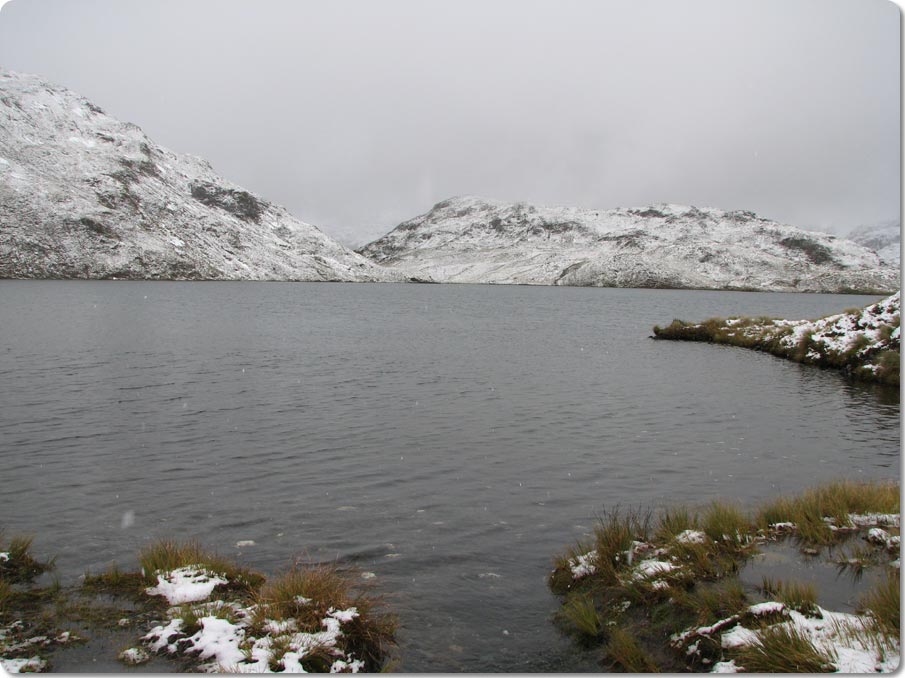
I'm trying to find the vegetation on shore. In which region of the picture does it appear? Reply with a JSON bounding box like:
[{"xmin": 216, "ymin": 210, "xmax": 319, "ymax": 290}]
[
  {"xmin": 652, "ymin": 292, "xmax": 900, "ymax": 385},
  {"xmin": 548, "ymin": 480, "xmax": 900, "ymax": 672},
  {"xmin": 0, "ymin": 533, "xmax": 77, "ymax": 673},
  {"xmin": 0, "ymin": 538, "xmax": 396, "ymax": 673}
]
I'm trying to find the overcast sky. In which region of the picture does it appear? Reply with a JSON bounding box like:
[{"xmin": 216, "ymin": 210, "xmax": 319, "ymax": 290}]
[{"xmin": 0, "ymin": 0, "xmax": 900, "ymax": 245}]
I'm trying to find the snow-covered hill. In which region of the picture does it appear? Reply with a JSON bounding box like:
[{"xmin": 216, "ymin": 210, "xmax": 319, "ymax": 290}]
[
  {"xmin": 847, "ymin": 220, "xmax": 900, "ymax": 267},
  {"xmin": 0, "ymin": 70, "xmax": 398, "ymax": 281},
  {"xmin": 359, "ymin": 196, "xmax": 897, "ymax": 293}
]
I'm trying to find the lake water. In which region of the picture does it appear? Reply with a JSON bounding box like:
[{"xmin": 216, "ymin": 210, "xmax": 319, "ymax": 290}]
[{"xmin": 0, "ymin": 281, "xmax": 899, "ymax": 672}]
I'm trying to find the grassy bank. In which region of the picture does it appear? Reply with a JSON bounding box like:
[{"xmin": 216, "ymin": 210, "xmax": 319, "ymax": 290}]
[
  {"xmin": 652, "ymin": 292, "xmax": 900, "ymax": 385},
  {"xmin": 0, "ymin": 538, "xmax": 396, "ymax": 673},
  {"xmin": 548, "ymin": 480, "xmax": 900, "ymax": 672}
]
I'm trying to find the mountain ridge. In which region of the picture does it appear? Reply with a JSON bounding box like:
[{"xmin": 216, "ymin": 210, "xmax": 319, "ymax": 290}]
[
  {"xmin": 358, "ymin": 195, "xmax": 898, "ymax": 293},
  {"xmin": 0, "ymin": 69, "xmax": 399, "ymax": 282}
]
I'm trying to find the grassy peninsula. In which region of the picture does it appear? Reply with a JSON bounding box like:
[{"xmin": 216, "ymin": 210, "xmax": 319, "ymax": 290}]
[{"xmin": 653, "ymin": 292, "xmax": 900, "ymax": 385}]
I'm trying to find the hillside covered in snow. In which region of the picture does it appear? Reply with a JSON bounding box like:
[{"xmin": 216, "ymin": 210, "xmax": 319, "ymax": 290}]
[
  {"xmin": 0, "ymin": 70, "xmax": 397, "ymax": 281},
  {"xmin": 847, "ymin": 220, "xmax": 900, "ymax": 267},
  {"xmin": 359, "ymin": 196, "xmax": 897, "ymax": 293}
]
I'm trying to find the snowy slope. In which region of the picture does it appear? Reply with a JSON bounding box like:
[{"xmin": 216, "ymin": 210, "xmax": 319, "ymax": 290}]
[
  {"xmin": 359, "ymin": 196, "xmax": 897, "ymax": 293},
  {"xmin": 0, "ymin": 70, "xmax": 398, "ymax": 281},
  {"xmin": 847, "ymin": 220, "xmax": 901, "ymax": 266}
]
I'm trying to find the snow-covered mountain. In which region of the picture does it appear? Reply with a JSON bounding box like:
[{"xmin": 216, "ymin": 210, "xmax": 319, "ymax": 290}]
[
  {"xmin": 846, "ymin": 220, "xmax": 900, "ymax": 267},
  {"xmin": 0, "ymin": 70, "xmax": 397, "ymax": 281},
  {"xmin": 359, "ymin": 196, "xmax": 898, "ymax": 293}
]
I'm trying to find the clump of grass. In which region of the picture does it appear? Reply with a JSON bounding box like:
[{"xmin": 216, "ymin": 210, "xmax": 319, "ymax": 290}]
[
  {"xmin": 559, "ymin": 593, "xmax": 602, "ymax": 640},
  {"xmin": 655, "ymin": 506, "xmax": 698, "ymax": 542},
  {"xmin": 835, "ymin": 543, "xmax": 890, "ymax": 578},
  {"xmin": 138, "ymin": 539, "xmax": 263, "ymax": 596},
  {"xmin": 670, "ymin": 540, "xmax": 739, "ymax": 581},
  {"xmin": 266, "ymin": 634, "xmax": 293, "ymax": 672},
  {"xmin": 760, "ymin": 577, "xmax": 819, "ymax": 615},
  {"xmin": 702, "ymin": 501, "xmax": 750, "ymax": 549},
  {"xmin": 858, "ymin": 569, "xmax": 899, "ymax": 638},
  {"xmin": 177, "ymin": 603, "xmax": 202, "ymax": 636},
  {"xmin": 733, "ymin": 624, "xmax": 836, "ymax": 672},
  {"xmin": 672, "ymin": 579, "xmax": 748, "ymax": 626},
  {"xmin": 605, "ymin": 626, "xmax": 659, "ymax": 672},
  {"xmin": 873, "ymin": 350, "xmax": 900, "ymax": 386},
  {"xmin": 252, "ymin": 565, "xmax": 396, "ymax": 671},
  {"xmin": 0, "ymin": 578, "xmax": 11, "ymax": 611},
  {"xmin": 548, "ymin": 541, "xmax": 594, "ymax": 595},
  {"xmin": 82, "ymin": 563, "xmax": 145, "ymax": 596},
  {"xmin": 0, "ymin": 532, "xmax": 53, "ymax": 583},
  {"xmin": 756, "ymin": 480, "xmax": 900, "ymax": 545},
  {"xmin": 591, "ymin": 509, "xmax": 651, "ymax": 585}
]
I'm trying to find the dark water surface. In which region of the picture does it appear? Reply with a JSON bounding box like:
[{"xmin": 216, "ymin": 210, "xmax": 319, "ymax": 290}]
[{"xmin": 0, "ymin": 281, "xmax": 899, "ymax": 671}]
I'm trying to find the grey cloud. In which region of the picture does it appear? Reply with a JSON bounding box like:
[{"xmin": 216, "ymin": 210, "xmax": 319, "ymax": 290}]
[{"xmin": 0, "ymin": 0, "xmax": 898, "ymax": 245}]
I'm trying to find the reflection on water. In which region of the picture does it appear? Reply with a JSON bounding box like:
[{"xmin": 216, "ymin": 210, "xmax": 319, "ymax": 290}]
[
  {"xmin": 0, "ymin": 281, "xmax": 899, "ymax": 671},
  {"xmin": 739, "ymin": 538, "xmax": 887, "ymax": 614}
]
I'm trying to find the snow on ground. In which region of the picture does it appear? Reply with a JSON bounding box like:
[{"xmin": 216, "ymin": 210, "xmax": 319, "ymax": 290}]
[
  {"xmin": 0, "ymin": 622, "xmax": 80, "ymax": 673},
  {"xmin": 668, "ymin": 292, "xmax": 900, "ymax": 382},
  {"xmin": 141, "ymin": 566, "xmax": 368, "ymax": 673},
  {"xmin": 0, "ymin": 655, "xmax": 47, "ymax": 673},
  {"xmin": 359, "ymin": 196, "xmax": 897, "ymax": 292},
  {"xmin": 775, "ymin": 292, "xmax": 900, "ymax": 360},
  {"xmin": 118, "ymin": 646, "xmax": 151, "ymax": 665},
  {"xmin": 715, "ymin": 606, "xmax": 898, "ymax": 673},
  {"xmin": 675, "ymin": 529, "xmax": 707, "ymax": 544},
  {"xmin": 145, "ymin": 566, "xmax": 229, "ymax": 605},
  {"xmin": 850, "ymin": 513, "xmax": 901, "ymax": 528},
  {"xmin": 0, "ymin": 68, "xmax": 399, "ymax": 282},
  {"xmin": 568, "ymin": 551, "xmax": 598, "ymax": 579},
  {"xmin": 747, "ymin": 602, "xmax": 786, "ymax": 616},
  {"xmin": 633, "ymin": 559, "xmax": 677, "ymax": 578}
]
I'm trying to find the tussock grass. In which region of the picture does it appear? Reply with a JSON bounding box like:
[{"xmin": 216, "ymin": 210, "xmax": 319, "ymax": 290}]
[
  {"xmin": 755, "ymin": 480, "xmax": 900, "ymax": 544},
  {"xmin": 548, "ymin": 541, "xmax": 594, "ymax": 595},
  {"xmin": 252, "ymin": 565, "xmax": 396, "ymax": 671},
  {"xmin": 760, "ymin": 577, "xmax": 819, "ymax": 615},
  {"xmin": 605, "ymin": 626, "xmax": 659, "ymax": 672},
  {"xmin": 672, "ymin": 579, "xmax": 747, "ymax": 626},
  {"xmin": 0, "ymin": 532, "xmax": 53, "ymax": 583},
  {"xmin": 82, "ymin": 563, "xmax": 146, "ymax": 596},
  {"xmin": 591, "ymin": 508, "xmax": 651, "ymax": 585},
  {"xmin": 177, "ymin": 603, "xmax": 202, "ymax": 636},
  {"xmin": 560, "ymin": 594, "xmax": 602, "ymax": 640},
  {"xmin": 733, "ymin": 624, "xmax": 836, "ymax": 672},
  {"xmin": 858, "ymin": 569, "xmax": 900, "ymax": 638},
  {"xmin": 702, "ymin": 501, "xmax": 751, "ymax": 549},
  {"xmin": 0, "ymin": 578, "xmax": 11, "ymax": 611},
  {"xmin": 138, "ymin": 539, "xmax": 263, "ymax": 595},
  {"xmin": 670, "ymin": 540, "xmax": 737, "ymax": 581},
  {"xmin": 655, "ymin": 506, "xmax": 698, "ymax": 542}
]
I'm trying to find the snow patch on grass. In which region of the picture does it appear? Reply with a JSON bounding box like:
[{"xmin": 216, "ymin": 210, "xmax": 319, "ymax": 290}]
[
  {"xmin": 145, "ymin": 566, "xmax": 229, "ymax": 605},
  {"xmin": 568, "ymin": 551, "xmax": 598, "ymax": 579}
]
